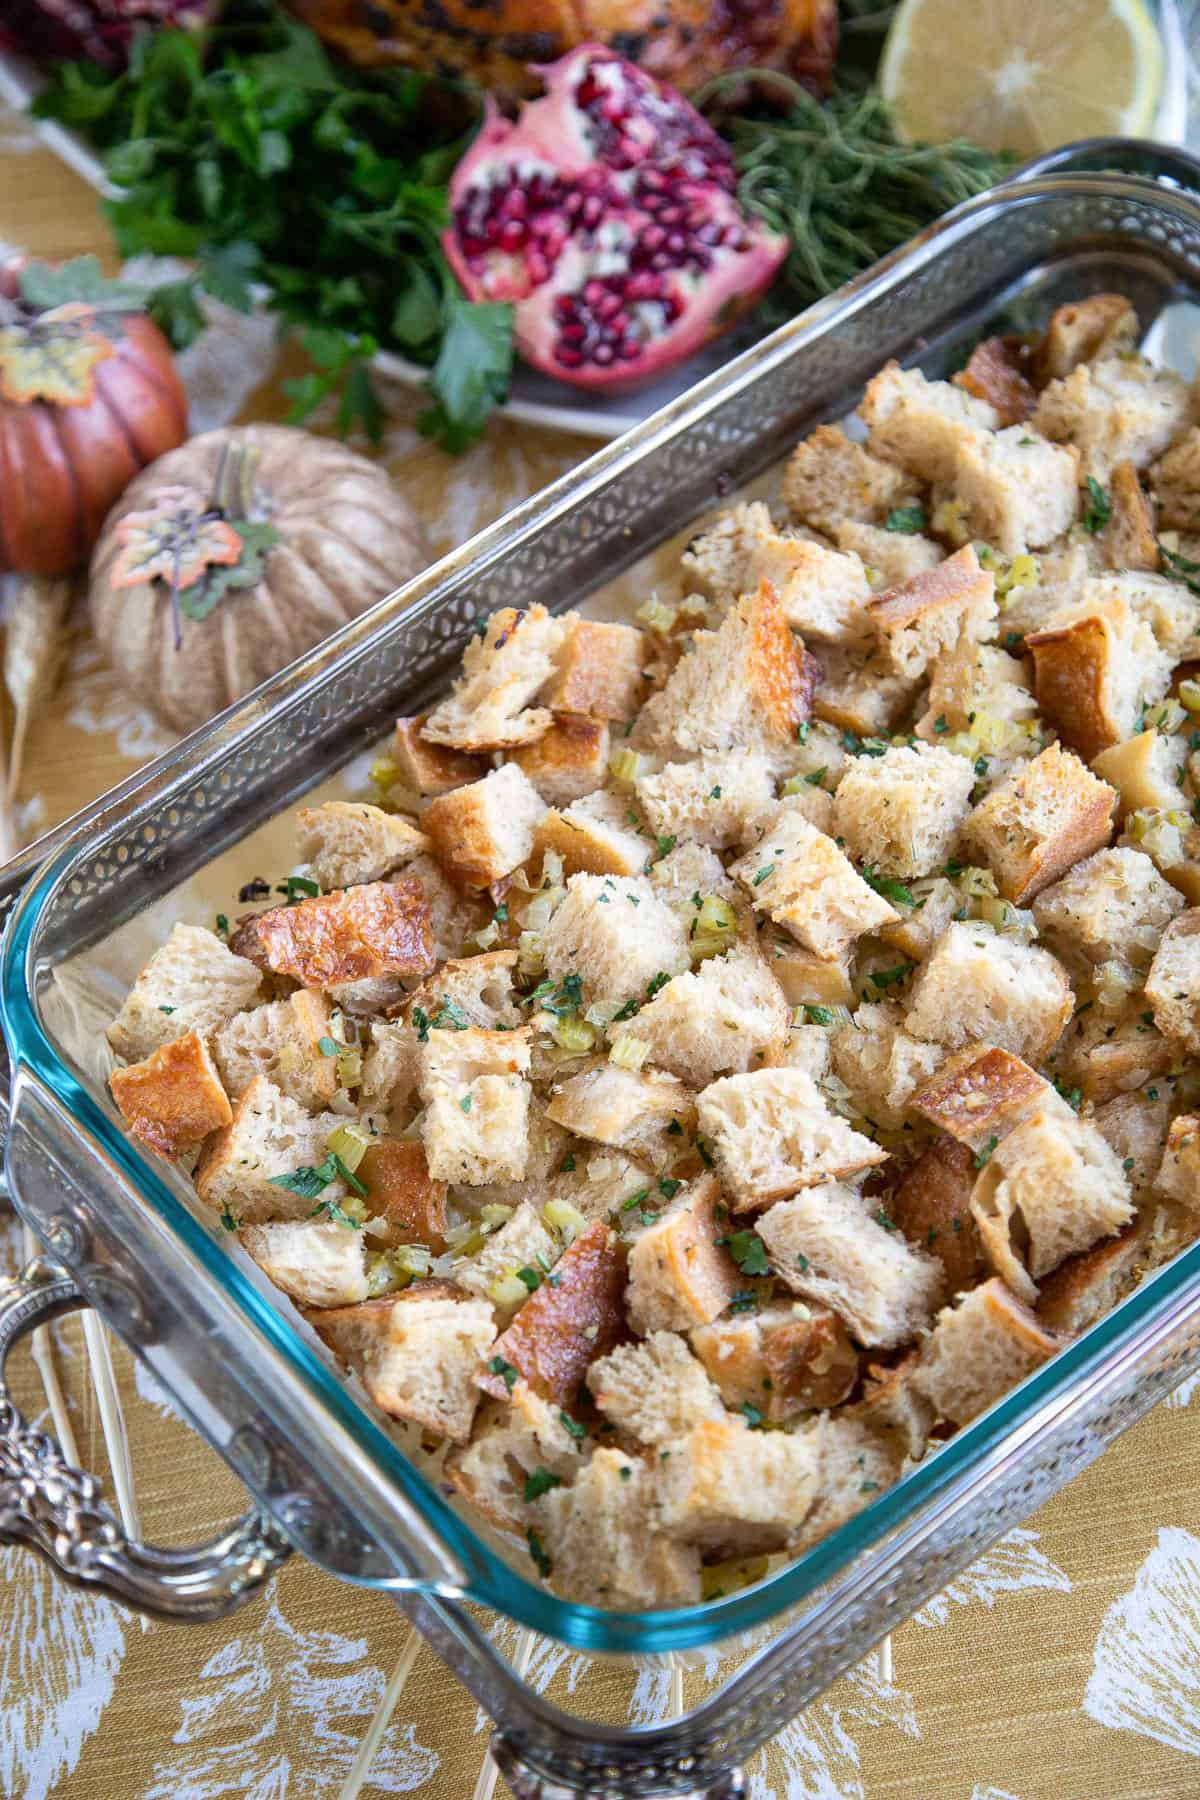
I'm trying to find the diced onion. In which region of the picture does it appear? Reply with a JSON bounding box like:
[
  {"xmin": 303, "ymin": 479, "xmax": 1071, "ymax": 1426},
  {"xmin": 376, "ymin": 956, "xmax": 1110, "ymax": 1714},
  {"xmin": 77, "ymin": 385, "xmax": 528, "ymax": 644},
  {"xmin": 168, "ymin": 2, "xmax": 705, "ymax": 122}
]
[{"xmin": 609, "ymin": 1035, "xmax": 649, "ymax": 1070}]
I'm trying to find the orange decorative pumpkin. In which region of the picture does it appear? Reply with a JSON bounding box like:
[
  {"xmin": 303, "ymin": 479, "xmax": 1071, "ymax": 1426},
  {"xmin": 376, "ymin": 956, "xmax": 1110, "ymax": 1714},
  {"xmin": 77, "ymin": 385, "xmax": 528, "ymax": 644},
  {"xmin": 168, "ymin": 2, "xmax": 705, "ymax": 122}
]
[{"xmin": 0, "ymin": 256, "xmax": 187, "ymax": 577}]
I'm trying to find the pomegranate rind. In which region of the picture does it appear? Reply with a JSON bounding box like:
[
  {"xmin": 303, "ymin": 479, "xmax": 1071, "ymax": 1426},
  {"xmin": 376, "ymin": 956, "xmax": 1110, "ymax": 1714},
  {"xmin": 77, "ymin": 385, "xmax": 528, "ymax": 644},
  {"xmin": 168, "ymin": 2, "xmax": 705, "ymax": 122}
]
[{"xmin": 444, "ymin": 45, "xmax": 788, "ymax": 393}]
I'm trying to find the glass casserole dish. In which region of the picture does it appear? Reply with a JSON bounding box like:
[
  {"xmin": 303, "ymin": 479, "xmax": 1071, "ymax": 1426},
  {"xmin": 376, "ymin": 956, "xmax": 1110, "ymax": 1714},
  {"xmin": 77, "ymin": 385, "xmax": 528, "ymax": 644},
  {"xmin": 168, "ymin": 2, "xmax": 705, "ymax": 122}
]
[{"xmin": 1, "ymin": 143, "xmax": 1200, "ymax": 1800}]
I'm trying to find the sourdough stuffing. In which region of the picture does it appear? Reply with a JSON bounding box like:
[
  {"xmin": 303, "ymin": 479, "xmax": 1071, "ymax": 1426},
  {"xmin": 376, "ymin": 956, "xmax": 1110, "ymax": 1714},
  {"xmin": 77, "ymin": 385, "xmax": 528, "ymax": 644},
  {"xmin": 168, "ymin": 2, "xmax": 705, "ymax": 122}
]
[{"xmin": 107, "ymin": 301, "xmax": 1200, "ymax": 1610}]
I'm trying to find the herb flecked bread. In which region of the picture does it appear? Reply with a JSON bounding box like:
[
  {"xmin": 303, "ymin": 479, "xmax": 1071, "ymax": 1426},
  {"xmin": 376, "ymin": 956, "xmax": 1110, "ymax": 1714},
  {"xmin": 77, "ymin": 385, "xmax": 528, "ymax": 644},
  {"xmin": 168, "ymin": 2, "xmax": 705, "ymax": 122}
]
[{"xmin": 107, "ymin": 295, "xmax": 1200, "ymax": 1610}]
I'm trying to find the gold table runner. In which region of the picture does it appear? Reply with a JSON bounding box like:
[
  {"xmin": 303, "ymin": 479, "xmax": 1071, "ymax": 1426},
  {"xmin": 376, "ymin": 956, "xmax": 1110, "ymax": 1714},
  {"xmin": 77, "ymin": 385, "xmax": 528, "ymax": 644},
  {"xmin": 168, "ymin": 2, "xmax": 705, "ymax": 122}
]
[{"xmin": 2, "ymin": 131, "xmax": 1199, "ymax": 1800}]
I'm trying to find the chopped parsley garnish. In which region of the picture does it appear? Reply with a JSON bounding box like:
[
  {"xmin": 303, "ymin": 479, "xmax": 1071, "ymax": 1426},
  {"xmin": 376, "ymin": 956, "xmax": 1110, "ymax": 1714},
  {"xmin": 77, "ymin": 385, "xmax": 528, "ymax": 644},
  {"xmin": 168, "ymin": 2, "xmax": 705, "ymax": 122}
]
[
  {"xmin": 696, "ymin": 1138, "xmax": 714, "ymax": 1168},
  {"xmin": 317, "ymin": 1036, "xmax": 340, "ymax": 1057},
  {"xmin": 804, "ymin": 766, "xmax": 827, "ymax": 786},
  {"xmin": 215, "ymin": 914, "xmax": 229, "ymax": 936},
  {"xmin": 622, "ymin": 1188, "xmax": 651, "ymax": 1211},
  {"xmin": 158, "ymin": 1004, "xmax": 176, "ymax": 1014},
  {"xmin": 753, "ymin": 865, "xmax": 774, "ymax": 886},
  {"xmin": 1053, "ymin": 1078, "xmax": 1083, "ymax": 1112},
  {"xmin": 559, "ymin": 1411, "xmax": 587, "ymax": 1441},
  {"xmin": 973, "ymin": 1134, "xmax": 999, "ymax": 1169},
  {"xmin": 459, "ymin": 1092, "xmax": 473, "ymax": 1114},
  {"xmin": 862, "ymin": 866, "xmax": 915, "ymax": 908},
  {"xmin": 526, "ymin": 1529, "xmax": 552, "ymax": 1577},
  {"xmin": 974, "ymin": 754, "xmax": 990, "ymax": 779},
  {"xmin": 646, "ymin": 972, "xmax": 671, "ymax": 1000},
  {"xmin": 412, "ymin": 1005, "xmax": 430, "ymax": 1042},
  {"xmin": 526, "ymin": 973, "xmax": 584, "ymax": 1016},
  {"xmin": 560, "ymin": 1153, "xmax": 577, "ymax": 1173},
  {"xmin": 270, "ymin": 1150, "xmax": 367, "ymax": 1200},
  {"xmin": 729, "ymin": 1290, "xmax": 759, "ymax": 1314},
  {"xmin": 803, "ymin": 1003, "xmax": 836, "ymax": 1026},
  {"xmin": 796, "ymin": 721, "xmax": 810, "ymax": 744},
  {"xmin": 666, "ymin": 1119, "xmax": 684, "ymax": 1137},
  {"xmin": 721, "ymin": 1229, "xmax": 770, "ymax": 1276},
  {"xmin": 431, "ymin": 996, "xmax": 471, "ymax": 1031},
  {"xmin": 275, "ymin": 874, "xmax": 321, "ymax": 902},
  {"xmin": 612, "ymin": 997, "xmax": 641, "ymax": 1021},
  {"xmin": 1159, "ymin": 539, "xmax": 1200, "ymax": 595},
  {"xmin": 842, "ymin": 732, "xmax": 888, "ymax": 757},
  {"xmin": 709, "ymin": 785, "xmax": 722, "ymax": 800},
  {"xmin": 884, "ymin": 504, "xmax": 926, "ymax": 534},
  {"xmin": 858, "ymin": 1480, "xmax": 880, "ymax": 1494},
  {"xmin": 656, "ymin": 834, "xmax": 677, "ymax": 859},
  {"xmin": 219, "ymin": 1205, "xmax": 239, "ymax": 1233},
  {"xmin": 1123, "ymin": 1156, "xmax": 1135, "ymax": 1172},
  {"xmin": 493, "ymin": 901, "xmax": 509, "ymax": 923},
  {"xmin": 796, "ymin": 1252, "xmax": 810, "ymax": 1273},
  {"xmin": 658, "ymin": 1176, "xmax": 683, "ymax": 1201},
  {"xmin": 873, "ymin": 1208, "xmax": 897, "ymax": 1233},
  {"xmin": 1082, "ymin": 476, "xmax": 1112, "ymax": 534},
  {"xmin": 869, "ymin": 963, "xmax": 911, "ymax": 990},
  {"xmin": 740, "ymin": 1402, "xmax": 766, "ymax": 1429},
  {"xmin": 944, "ymin": 859, "xmax": 965, "ymax": 877},
  {"xmin": 489, "ymin": 1356, "xmax": 519, "ymax": 1392},
  {"xmin": 308, "ymin": 1194, "xmax": 367, "ymax": 1228}
]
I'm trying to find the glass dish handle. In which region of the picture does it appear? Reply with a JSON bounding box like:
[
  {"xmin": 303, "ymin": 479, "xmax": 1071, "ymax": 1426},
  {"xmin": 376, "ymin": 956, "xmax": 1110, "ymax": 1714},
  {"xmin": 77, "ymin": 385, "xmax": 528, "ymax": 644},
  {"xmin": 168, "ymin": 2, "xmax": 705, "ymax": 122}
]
[
  {"xmin": 0, "ymin": 1254, "xmax": 292, "ymax": 1620},
  {"xmin": 491, "ymin": 1739, "xmax": 748, "ymax": 1799}
]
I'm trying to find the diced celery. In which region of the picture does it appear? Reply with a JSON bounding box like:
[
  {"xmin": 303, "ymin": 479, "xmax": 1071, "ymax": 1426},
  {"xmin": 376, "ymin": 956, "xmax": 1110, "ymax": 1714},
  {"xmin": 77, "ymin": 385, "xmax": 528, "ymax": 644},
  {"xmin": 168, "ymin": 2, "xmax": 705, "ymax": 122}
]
[
  {"xmin": 326, "ymin": 1121, "xmax": 372, "ymax": 1172},
  {"xmin": 488, "ymin": 1270, "xmax": 532, "ymax": 1310},
  {"xmin": 553, "ymin": 1014, "xmax": 597, "ymax": 1054},
  {"xmin": 480, "ymin": 1204, "xmax": 514, "ymax": 1233},
  {"xmin": 608, "ymin": 749, "xmax": 647, "ymax": 789},
  {"xmin": 365, "ymin": 1253, "xmax": 406, "ymax": 1297},
  {"xmin": 543, "ymin": 1199, "xmax": 586, "ymax": 1245},
  {"xmin": 609, "ymin": 1035, "xmax": 649, "ymax": 1071},
  {"xmin": 393, "ymin": 1244, "xmax": 432, "ymax": 1278}
]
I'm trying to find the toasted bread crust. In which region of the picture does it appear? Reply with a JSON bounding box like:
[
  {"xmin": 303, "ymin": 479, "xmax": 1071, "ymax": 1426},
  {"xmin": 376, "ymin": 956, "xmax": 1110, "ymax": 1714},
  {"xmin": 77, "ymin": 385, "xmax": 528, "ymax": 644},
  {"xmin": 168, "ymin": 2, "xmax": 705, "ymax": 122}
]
[
  {"xmin": 230, "ymin": 878, "xmax": 434, "ymax": 987},
  {"xmin": 391, "ymin": 717, "xmax": 486, "ymax": 795},
  {"xmin": 477, "ymin": 1221, "xmax": 627, "ymax": 1407},
  {"xmin": 546, "ymin": 618, "xmax": 647, "ymax": 720},
  {"xmin": 1037, "ymin": 293, "xmax": 1138, "ymax": 383},
  {"xmin": 888, "ymin": 1136, "xmax": 986, "ymax": 1296},
  {"xmin": 1026, "ymin": 610, "xmax": 1122, "ymax": 760},
  {"xmin": 110, "ymin": 1030, "xmax": 232, "ymax": 1159},
  {"xmin": 911, "ymin": 1045, "xmax": 1057, "ymax": 1150},
  {"xmin": 1034, "ymin": 1221, "xmax": 1146, "ymax": 1333},
  {"xmin": 953, "ymin": 336, "xmax": 1036, "ymax": 427},
  {"xmin": 1106, "ymin": 461, "xmax": 1159, "ymax": 572},
  {"xmin": 359, "ymin": 1139, "xmax": 449, "ymax": 1253}
]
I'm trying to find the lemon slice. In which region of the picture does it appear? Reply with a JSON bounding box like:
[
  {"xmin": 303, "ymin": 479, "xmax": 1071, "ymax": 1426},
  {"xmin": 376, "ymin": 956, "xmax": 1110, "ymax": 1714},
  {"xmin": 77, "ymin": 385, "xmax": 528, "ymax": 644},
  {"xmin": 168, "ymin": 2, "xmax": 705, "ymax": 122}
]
[{"xmin": 878, "ymin": 0, "xmax": 1164, "ymax": 157}]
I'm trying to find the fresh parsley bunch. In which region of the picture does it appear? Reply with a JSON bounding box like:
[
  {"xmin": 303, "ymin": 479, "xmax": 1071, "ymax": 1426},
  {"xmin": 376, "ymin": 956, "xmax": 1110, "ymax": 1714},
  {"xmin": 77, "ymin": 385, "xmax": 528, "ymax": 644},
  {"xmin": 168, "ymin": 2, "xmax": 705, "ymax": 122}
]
[{"xmin": 35, "ymin": 0, "xmax": 513, "ymax": 449}]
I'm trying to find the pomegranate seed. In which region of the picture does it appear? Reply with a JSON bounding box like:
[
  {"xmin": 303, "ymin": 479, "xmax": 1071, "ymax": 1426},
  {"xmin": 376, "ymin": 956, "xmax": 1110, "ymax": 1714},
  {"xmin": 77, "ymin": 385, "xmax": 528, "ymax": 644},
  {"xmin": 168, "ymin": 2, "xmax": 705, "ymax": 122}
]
[{"xmin": 556, "ymin": 347, "xmax": 584, "ymax": 367}]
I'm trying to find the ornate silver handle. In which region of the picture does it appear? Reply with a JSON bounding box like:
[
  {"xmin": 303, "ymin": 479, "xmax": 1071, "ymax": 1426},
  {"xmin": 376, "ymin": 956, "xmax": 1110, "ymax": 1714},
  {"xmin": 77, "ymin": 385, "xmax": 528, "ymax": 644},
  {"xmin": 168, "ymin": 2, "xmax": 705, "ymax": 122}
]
[
  {"xmin": 0, "ymin": 1256, "xmax": 292, "ymax": 1621},
  {"xmin": 490, "ymin": 1736, "xmax": 746, "ymax": 1798}
]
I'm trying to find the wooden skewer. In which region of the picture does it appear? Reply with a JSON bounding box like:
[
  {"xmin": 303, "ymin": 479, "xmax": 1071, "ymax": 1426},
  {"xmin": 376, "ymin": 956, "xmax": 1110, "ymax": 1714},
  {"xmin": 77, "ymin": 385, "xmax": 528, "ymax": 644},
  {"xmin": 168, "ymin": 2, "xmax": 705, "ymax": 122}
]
[
  {"xmin": 336, "ymin": 1626, "xmax": 422, "ymax": 1800},
  {"xmin": 472, "ymin": 1629, "xmax": 535, "ymax": 1800},
  {"xmin": 81, "ymin": 1311, "xmax": 149, "ymax": 1633},
  {"xmin": 876, "ymin": 1634, "xmax": 893, "ymax": 1685},
  {"xmin": 670, "ymin": 1663, "xmax": 685, "ymax": 1718},
  {"xmin": 22, "ymin": 1222, "xmax": 79, "ymax": 1466}
]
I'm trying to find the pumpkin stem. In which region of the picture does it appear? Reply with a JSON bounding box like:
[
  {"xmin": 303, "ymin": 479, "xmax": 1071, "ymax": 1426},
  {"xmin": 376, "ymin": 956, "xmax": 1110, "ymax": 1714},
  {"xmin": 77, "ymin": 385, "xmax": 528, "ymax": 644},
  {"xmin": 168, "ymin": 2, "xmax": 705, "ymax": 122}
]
[{"xmin": 211, "ymin": 438, "xmax": 261, "ymax": 521}]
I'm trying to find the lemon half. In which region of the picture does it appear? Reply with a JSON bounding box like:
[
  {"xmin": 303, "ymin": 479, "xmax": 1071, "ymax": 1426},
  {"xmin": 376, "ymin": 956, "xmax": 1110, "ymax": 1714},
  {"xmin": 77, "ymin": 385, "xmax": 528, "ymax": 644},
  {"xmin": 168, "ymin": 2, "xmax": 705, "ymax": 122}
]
[{"xmin": 878, "ymin": 0, "xmax": 1164, "ymax": 158}]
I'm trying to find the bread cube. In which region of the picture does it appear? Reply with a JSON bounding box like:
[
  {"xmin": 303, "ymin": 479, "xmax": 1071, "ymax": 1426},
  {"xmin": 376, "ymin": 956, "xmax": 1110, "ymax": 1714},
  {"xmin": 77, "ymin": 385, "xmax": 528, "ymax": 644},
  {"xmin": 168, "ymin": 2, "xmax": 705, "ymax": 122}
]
[
  {"xmin": 632, "ymin": 582, "xmax": 815, "ymax": 758},
  {"xmin": 422, "ymin": 604, "xmax": 565, "ymax": 751},
  {"xmin": 1032, "ymin": 847, "xmax": 1184, "ymax": 968},
  {"xmin": 830, "ymin": 1002, "xmax": 945, "ymax": 1131},
  {"xmin": 544, "ymin": 616, "xmax": 646, "ymax": 720},
  {"xmin": 212, "ymin": 988, "xmax": 338, "ymax": 1111},
  {"xmin": 787, "ymin": 1414, "xmax": 901, "ymax": 1554},
  {"xmin": 1093, "ymin": 1085, "xmax": 1172, "ymax": 1201},
  {"xmin": 782, "ymin": 422, "xmax": 917, "ymax": 536},
  {"xmin": 358, "ymin": 1138, "xmax": 448, "ymax": 1252},
  {"xmin": 909, "ymin": 1043, "xmax": 1068, "ymax": 1151},
  {"xmin": 953, "ymin": 335, "xmax": 1036, "ymax": 426},
  {"xmin": 760, "ymin": 936, "xmax": 855, "ymax": 1010},
  {"xmin": 625, "ymin": 1175, "xmax": 740, "ymax": 1334},
  {"xmin": 418, "ymin": 1025, "xmax": 531, "ymax": 1185},
  {"xmin": 1038, "ymin": 293, "xmax": 1138, "ymax": 381},
  {"xmin": 971, "ymin": 1108, "xmax": 1134, "ymax": 1302},
  {"xmin": 914, "ymin": 1278, "xmax": 1059, "ymax": 1425},
  {"xmin": 545, "ymin": 1064, "xmax": 695, "ymax": 1166},
  {"xmin": 478, "ymin": 1220, "xmax": 626, "ymax": 1407},
  {"xmin": 635, "ymin": 750, "xmax": 774, "ymax": 851},
  {"xmin": 680, "ymin": 500, "xmax": 816, "ymax": 605},
  {"xmin": 110, "ymin": 1030, "xmax": 232, "ymax": 1160},
  {"xmin": 648, "ymin": 841, "xmax": 738, "ymax": 921},
  {"xmin": 833, "ymin": 742, "xmax": 975, "ymax": 879},
  {"xmin": 108, "ymin": 923, "xmax": 263, "ymax": 1064},
  {"xmin": 1032, "ymin": 355, "xmax": 1191, "ymax": 484},
  {"xmin": 1097, "ymin": 569, "xmax": 1199, "ymax": 658},
  {"xmin": 404, "ymin": 852, "xmax": 489, "ymax": 962},
  {"xmin": 195, "ymin": 1075, "xmax": 348, "ymax": 1225},
  {"xmin": 1026, "ymin": 589, "xmax": 1171, "ymax": 760},
  {"xmin": 585, "ymin": 1332, "xmax": 724, "ymax": 1445},
  {"xmin": 1152, "ymin": 426, "xmax": 1200, "ymax": 530},
  {"xmin": 774, "ymin": 542, "xmax": 875, "ymax": 645},
  {"xmin": 309, "ymin": 1285, "xmax": 496, "ymax": 1442},
  {"xmin": 879, "ymin": 876, "xmax": 960, "ymax": 961},
  {"xmin": 1155, "ymin": 1112, "xmax": 1200, "ymax": 1210},
  {"xmin": 655, "ymin": 1415, "xmax": 821, "ymax": 1554},
  {"xmin": 860, "ymin": 360, "xmax": 999, "ymax": 484},
  {"xmin": 1145, "ymin": 908, "xmax": 1200, "ymax": 1054},
  {"xmin": 697, "ymin": 1067, "xmax": 886, "ymax": 1209},
  {"xmin": 408, "ymin": 948, "xmax": 521, "ymax": 1033},
  {"xmin": 390, "ymin": 716, "xmax": 487, "ymax": 796},
  {"xmin": 423, "ymin": 762, "xmax": 547, "ymax": 889},
  {"xmin": 539, "ymin": 1448, "xmax": 701, "ymax": 1608},
  {"xmin": 541, "ymin": 872, "xmax": 688, "ymax": 1009},
  {"xmin": 1094, "ymin": 728, "xmax": 1187, "ymax": 821},
  {"xmin": 756, "ymin": 1184, "xmax": 942, "ymax": 1348},
  {"xmin": 533, "ymin": 787, "xmax": 652, "ymax": 878},
  {"xmin": 444, "ymin": 1380, "xmax": 584, "ymax": 1530},
  {"xmin": 1054, "ymin": 998, "xmax": 1175, "ymax": 1105},
  {"xmin": 811, "ymin": 647, "xmax": 918, "ymax": 738},
  {"xmin": 1104, "ymin": 460, "xmax": 1160, "ymax": 572},
  {"xmin": 952, "ymin": 426, "xmax": 1078, "ymax": 555},
  {"xmin": 229, "ymin": 878, "xmax": 434, "ymax": 989},
  {"xmin": 621, "ymin": 941, "xmax": 790, "ymax": 1089},
  {"xmin": 729, "ymin": 804, "xmax": 897, "ymax": 959},
  {"xmin": 833, "ymin": 519, "xmax": 943, "ymax": 587},
  {"xmin": 867, "ymin": 545, "xmax": 996, "ymax": 682},
  {"xmin": 452, "ymin": 1201, "xmax": 559, "ymax": 1307},
  {"xmin": 917, "ymin": 641, "xmax": 1038, "ymax": 745},
  {"xmin": 691, "ymin": 1300, "xmax": 859, "ymax": 1423},
  {"xmin": 904, "ymin": 922, "xmax": 1073, "ymax": 1063},
  {"xmin": 511, "ymin": 715, "xmax": 610, "ymax": 806},
  {"xmin": 359, "ymin": 1019, "xmax": 420, "ymax": 1115},
  {"xmin": 296, "ymin": 801, "xmax": 428, "ymax": 892},
  {"xmin": 965, "ymin": 742, "xmax": 1116, "ymax": 904},
  {"xmin": 888, "ymin": 1135, "xmax": 985, "ymax": 1296},
  {"xmin": 764, "ymin": 1021, "xmax": 834, "ymax": 1081},
  {"xmin": 241, "ymin": 1218, "xmax": 367, "ymax": 1310},
  {"xmin": 1034, "ymin": 1222, "xmax": 1148, "ymax": 1334}
]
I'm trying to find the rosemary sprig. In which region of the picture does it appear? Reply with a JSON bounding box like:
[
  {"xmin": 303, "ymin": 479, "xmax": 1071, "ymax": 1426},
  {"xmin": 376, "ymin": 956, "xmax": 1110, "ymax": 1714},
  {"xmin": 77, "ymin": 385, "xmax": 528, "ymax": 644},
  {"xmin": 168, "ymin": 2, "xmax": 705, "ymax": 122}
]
[{"xmin": 702, "ymin": 75, "xmax": 1015, "ymax": 319}]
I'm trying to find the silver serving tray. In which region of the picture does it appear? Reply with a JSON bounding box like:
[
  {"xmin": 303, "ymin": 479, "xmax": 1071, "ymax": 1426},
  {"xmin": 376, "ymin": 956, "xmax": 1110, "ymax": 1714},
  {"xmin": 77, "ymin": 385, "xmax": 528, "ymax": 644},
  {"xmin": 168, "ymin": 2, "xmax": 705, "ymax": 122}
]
[{"xmin": 1, "ymin": 141, "xmax": 1200, "ymax": 1800}]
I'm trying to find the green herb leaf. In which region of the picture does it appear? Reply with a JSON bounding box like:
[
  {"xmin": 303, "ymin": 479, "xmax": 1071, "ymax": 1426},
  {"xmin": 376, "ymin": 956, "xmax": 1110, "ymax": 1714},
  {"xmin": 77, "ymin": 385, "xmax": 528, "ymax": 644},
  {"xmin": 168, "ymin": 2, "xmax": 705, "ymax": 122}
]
[
  {"xmin": 884, "ymin": 504, "xmax": 926, "ymax": 534},
  {"xmin": 803, "ymin": 1003, "xmax": 836, "ymax": 1025},
  {"xmin": 868, "ymin": 963, "xmax": 911, "ymax": 990},
  {"xmin": 973, "ymin": 1134, "xmax": 999, "ymax": 1169},
  {"xmin": 559, "ymin": 1411, "xmax": 587, "ymax": 1441},
  {"xmin": 1082, "ymin": 476, "xmax": 1112, "ymax": 534},
  {"xmin": 740, "ymin": 1401, "xmax": 766, "ymax": 1429},
  {"xmin": 412, "ymin": 1005, "xmax": 430, "ymax": 1042},
  {"xmin": 523, "ymin": 1466, "xmax": 562, "ymax": 1503},
  {"xmin": 861, "ymin": 866, "xmax": 915, "ymax": 908},
  {"xmin": 723, "ymin": 1230, "xmax": 770, "ymax": 1276},
  {"xmin": 270, "ymin": 1149, "xmax": 367, "ymax": 1200},
  {"xmin": 317, "ymin": 1036, "xmax": 340, "ymax": 1057},
  {"xmin": 489, "ymin": 1356, "xmax": 519, "ymax": 1393},
  {"xmin": 515, "ymin": 1266, "xmax": 541, "ymax": 1292},
  {"xmin": 275, "ymin": 874, "xmax": 320, "ymax": 902},
  {"xmin": 418, "ymin": 293, "xmax": 514, "ymax": 453}
]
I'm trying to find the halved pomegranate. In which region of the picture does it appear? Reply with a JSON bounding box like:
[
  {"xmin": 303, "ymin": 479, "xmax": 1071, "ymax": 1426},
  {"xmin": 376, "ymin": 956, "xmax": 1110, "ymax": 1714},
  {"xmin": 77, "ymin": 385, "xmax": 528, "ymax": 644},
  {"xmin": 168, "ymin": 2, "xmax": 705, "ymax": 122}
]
[{"xmin": 443, "ymin": 45, "xmax": 789, "ymax": 392}]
